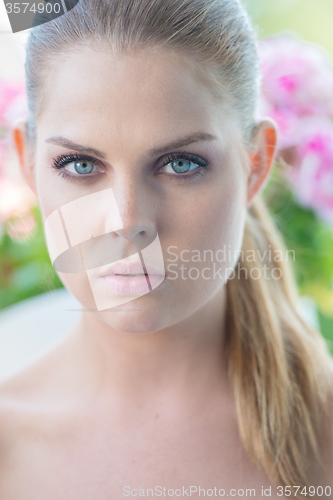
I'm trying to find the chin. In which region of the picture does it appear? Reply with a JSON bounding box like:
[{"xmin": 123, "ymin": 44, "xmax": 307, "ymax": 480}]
[
  {"xmin": 62, "ymin": 274, "xmax": 197, "ymax": 334},
  {"xmin": 96, "ymin": 298, "xmax": 174, "ymax": 334}
]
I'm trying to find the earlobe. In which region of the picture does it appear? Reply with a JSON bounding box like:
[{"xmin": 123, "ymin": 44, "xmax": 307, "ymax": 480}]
[
  {"xmin": 12, "ymin": 120, "xmax": 37, "ymax": 196},
  {"xmin": 246, "ymin": 119, "xmax": 278, "ymax": 207}
]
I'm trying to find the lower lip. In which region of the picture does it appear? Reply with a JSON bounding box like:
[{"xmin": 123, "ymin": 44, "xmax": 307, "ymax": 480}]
[{"xmin": 100, "ymin": 274, "xmax": 166, "ymax": 296}]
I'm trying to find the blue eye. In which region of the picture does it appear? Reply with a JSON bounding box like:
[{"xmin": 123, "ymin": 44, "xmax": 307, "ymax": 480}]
[
  {"xmin": 69, "ymin": 159, "xmax": 95, "ymax": 174},
  {"xmin": 164, "ymin": 159, "xmax": 197, "ymax": 174},
  {"xmin": 161, "ymin": 152, "xmax": 209, "ymax": 178},
  {"xmin": 51, "ymin": 153, "xmax": 103, "ymax": 178}
]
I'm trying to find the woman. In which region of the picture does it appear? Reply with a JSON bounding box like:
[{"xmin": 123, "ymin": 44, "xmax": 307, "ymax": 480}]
[{"xmin": 1, "ymin": 0, "xmax": 332, "ymax": 497}]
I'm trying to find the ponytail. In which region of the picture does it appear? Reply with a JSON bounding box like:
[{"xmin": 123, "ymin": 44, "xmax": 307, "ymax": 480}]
[{"xmin": 226, "ymin": 195, "xmax": 333, "ymax": 494}]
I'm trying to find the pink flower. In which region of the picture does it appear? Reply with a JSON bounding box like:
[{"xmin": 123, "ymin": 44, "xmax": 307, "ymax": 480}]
[
  {"xmin": 0, "ymin": 78, "xmax": 35, "ymax": 240},
  {"xmin": 258, "ymin": 35, "xmax": 333, "ymax": 149},
  {"xmin": 258, "ymin": 35, "xmax": 333, "ymax": 116},
  {"xmin": 257, "ymin": 35, "xmax": 333, "ymax": 225},
  {"xmin": 0, "ymin": 78, "xmax": 28, "ymax": 177},
  {"xmin": 288, "ymin": 117, "xmax": 333, "ymax": 224},
  {"xmin": 0, "ymin": 79, "xmax": 27, "ymax": 126}
]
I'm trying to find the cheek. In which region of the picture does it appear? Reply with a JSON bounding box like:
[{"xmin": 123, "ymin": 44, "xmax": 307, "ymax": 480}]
[
  {"xmin": 35, "ymin": 161, "xmax": 90, "ymax": 221},
  {"xmin": 175, "ymin": 170, "xmax": 246, "ymax": 261},
  {"xmin": 211, "ymin": 181, "xmax": 246, "ymax": 255},
  {"xmin": 163, "ymin": 165, "xmax": 247, "ymax": 300}
]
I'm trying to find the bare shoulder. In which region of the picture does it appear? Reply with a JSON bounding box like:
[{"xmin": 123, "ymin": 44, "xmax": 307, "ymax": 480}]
[
  {"xmin": 0, "ymin": 335, "xmax": 83, "ymax": 497},
  {"xmin": 0, "ymin": 360, "xmax": 51, "ymax": 477},
  {"xmin": 0, "ymin": 350, "xmax": 59, "ymax": 431},
  {"xmin": 0, "ymin": 331, "xmax": 79, "ymax": 453}
]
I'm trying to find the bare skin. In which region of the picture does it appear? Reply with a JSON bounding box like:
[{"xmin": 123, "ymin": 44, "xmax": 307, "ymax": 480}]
[{"xmin": 1, "ymin": 46, "xmax": 331, "ymax": 498}]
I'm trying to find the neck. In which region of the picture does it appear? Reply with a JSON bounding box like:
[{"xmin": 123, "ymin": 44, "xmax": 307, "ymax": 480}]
[{"xmin": 67, "ymin": 284, "xmax": 231, "ymax": 410}]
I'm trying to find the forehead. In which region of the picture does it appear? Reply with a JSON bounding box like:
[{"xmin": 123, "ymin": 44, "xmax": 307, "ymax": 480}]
[{"xmin": 37, "ymin": 46, "xmax": 235, "ymax": 150}]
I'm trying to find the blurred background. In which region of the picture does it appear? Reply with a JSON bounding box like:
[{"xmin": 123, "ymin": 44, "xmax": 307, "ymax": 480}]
[
  {"xmin": 243, "ymin": 0, "xmax": 333, "ymax": 350},
  {"xmin": 0, "ymin": 0, "xmax": 332, "ymax": 363}
]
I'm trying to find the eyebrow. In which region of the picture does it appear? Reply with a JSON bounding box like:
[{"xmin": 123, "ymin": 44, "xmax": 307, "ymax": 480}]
[
  {"xmin": 147, "ymin": 132, "xmax": 218, "ymax": 157},
  {"xmin": 45, "ymin": 137, "xmax": 107, "ymax": 159},
  {"xmin": 45, "ymin": 132, "xmax": 217, "ymax": 160}
]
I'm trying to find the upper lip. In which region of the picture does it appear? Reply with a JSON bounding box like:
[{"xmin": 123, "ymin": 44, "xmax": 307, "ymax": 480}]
[{"xmin": 100, "ymin": 261, "xmax": 165, "ymax": 277}]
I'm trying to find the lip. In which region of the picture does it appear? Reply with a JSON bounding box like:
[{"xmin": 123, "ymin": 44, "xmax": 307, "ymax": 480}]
[
  {"xmin": 100, "ymin": 261, "xmax": 165, "ymax": 278},
  {"xmin": 99, "ymin": 259, "xmax": 166, "ymax": 296}
]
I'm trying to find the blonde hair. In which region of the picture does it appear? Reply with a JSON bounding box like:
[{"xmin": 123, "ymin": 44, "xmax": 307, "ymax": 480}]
[{"xmin": 25, "ymin": 0, "xmax": 333, "ymax": 494}]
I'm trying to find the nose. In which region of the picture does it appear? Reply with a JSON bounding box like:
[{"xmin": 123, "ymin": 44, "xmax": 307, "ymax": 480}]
[
  {"xmin": 113, "ymin": 225, "xmax": 158, "ymax": 254},
  {"xmin": 109, "ymin": 174, "xmax": 158, "ymax": 253},
  {"xmin": 113, "ymin": 226, "xmax": 145, "ymax": 239},
  {"xmin": 110, "ymin": 172, "xmax": 153, "ymax": 225}
]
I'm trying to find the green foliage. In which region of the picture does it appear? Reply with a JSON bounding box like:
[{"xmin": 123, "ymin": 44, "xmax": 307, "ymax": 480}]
[
  {"xmin": 263, "ymin": 164, "xmax": 333, "ymax": 347},
  {"xmin": 0, "ymin": 206, "xmax": 63, "ymax": 310},
  {"xmin": 264, "ymin": 165, "xmax": 333, "ymax": 289}
]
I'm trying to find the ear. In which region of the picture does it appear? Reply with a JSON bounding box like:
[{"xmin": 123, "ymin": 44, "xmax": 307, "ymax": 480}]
[
  {"xmin": 12, "ymin": 119, "xmax": 37, "ymax": 196},
  {"xmin": 246, "ymin": 118, "xmax": 278, "ymax": 207}
]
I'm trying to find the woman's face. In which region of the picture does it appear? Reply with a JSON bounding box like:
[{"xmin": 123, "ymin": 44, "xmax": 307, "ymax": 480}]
[{"xmin": 26, "ymin": 46, "xmax": 264, "ymax": 333}]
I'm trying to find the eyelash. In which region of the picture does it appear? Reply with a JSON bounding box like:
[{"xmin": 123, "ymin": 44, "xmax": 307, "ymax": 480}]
[
  {"xmin": 160, "ymin": 152, "xmax": 209, "ymax": 183},
  {"xmin": 51, "ymin": 153, "xmax": 101, "ymax": 183},
  {"xmin": 51, "ymin": 151, "xmax": 209, "ymax": 183}
]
